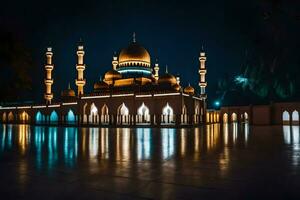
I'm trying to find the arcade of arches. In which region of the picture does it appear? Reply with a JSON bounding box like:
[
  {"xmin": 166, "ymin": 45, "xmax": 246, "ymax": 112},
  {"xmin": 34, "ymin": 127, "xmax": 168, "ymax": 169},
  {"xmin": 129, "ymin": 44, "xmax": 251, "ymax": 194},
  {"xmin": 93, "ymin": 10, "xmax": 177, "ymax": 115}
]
[{"xmin": 1, "ymin": 101, "xmax": 205, "ymax": 126}]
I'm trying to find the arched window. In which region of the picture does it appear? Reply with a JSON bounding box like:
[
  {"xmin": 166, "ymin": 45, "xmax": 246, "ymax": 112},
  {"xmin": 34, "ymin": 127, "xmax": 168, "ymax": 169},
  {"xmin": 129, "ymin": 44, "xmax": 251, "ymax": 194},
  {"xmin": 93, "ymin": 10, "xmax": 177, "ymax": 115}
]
[
  {"xmin": 8, "ymin": 112, "xmax": 14, "ymax": 122},
  {"xmin": 50, "ymin": 111, "xmax": 58, "ymax": 123},
  {"xmin": 292, "ymin": 110, "xmax": 299, "ymax": 125},
  {"xmin": 20, "ymin": 111, "xmax": 29, "ymax": 123},
  {"xmin": 282, "ymin": 111, "xmax": 290, "ymax": 125},
  {"xmin": 35, "ymin": 111, "xmax": 43, "ymax": 123},
  {"xmin": 119, "ymin": 103, "xmax": 129, "ymax": 115},
  {"xmin": 244, "ymin": 112, "xmax": 249, "ymax": 122},
  {"xmin": 137, "ymin": 103, "xmax": 150, "ymax": 123},
  {"xmin": 162, "ymin": 103, "xmax": 174, "ymax": 124},
  {"xmin": 90, "ymin": 103, "xmax": 98, "ymax": 124},
  {"xmin": 2, "ymin": 112, "xmax": 6, "ymax": 122},
  {"xmin": 231, "ymin": 113, "xmax": 237, "ymax": 122},
  {"xmin": 223, "ymin": 113, "xmax": 228, "ymax": 123},
  {"xmin": 66, "ymin": 109, "xmax": 76, "ymax": 124},
  {"xmin": 117, "ymin": 103, "xmax": 130, "ymax": 124},
  {"xmin": 101, "ymin": 104, "xmax": 109, "ymax": 124}
]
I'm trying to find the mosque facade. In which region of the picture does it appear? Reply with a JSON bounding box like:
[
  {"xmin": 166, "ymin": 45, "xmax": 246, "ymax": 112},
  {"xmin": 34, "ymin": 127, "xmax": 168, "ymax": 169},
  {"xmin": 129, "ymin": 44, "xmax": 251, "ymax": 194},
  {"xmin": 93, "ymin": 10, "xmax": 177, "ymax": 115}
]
[{"xmin": 0, "ymin": 35, "xmax": 209, "ymax": 126}]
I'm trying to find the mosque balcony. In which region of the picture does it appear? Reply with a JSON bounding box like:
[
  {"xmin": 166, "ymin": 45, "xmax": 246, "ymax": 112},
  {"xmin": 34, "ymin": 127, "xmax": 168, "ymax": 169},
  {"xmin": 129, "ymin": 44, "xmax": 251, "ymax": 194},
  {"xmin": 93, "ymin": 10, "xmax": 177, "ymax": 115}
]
[
  {"xmin": 44, "ymin": 79, "xmax": 53, "ymax": 84},
  {"xmin": 44, "ymin": 93, "xmax": 53, "ymax": 99},
  {"xmin": 75, "ymin": 79, "xmax": 86, "ymax": 85},
  {"xmin": 198, "ymin": 69, "xmax": 207, "ymax": 74},
  {"xmin": 199, "ymin": 82, "xmax": 207, "ymax": 87},
  {"xmin": 76, "ymin": 64, "xmax": 86, "ymax": 70},
  {"xmin": 45, "ymin": 65, "xmax": 54, "ymax": 70}
]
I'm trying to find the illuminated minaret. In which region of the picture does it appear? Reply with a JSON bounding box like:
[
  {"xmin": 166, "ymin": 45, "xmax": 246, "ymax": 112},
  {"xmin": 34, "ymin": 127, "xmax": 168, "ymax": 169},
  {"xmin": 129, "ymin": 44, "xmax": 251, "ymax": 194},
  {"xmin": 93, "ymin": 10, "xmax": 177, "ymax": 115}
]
[
  {"xmin": 154, "ymin": 60, "xmax": 159, "ymax": 80},
  {"xmin": 44, "ymin": 47, "xmax": 54, "ymax": 104},
  {"xmin": 75, "ymin": 43, "xmax": 86, "ymax": 96},
  {"xmin": 112, "ymin": 52, "xmax": 118, "ymax": 70},
  {"xmin": 199, "ymin": 48, "xmax": 207, "ymax": 99}
]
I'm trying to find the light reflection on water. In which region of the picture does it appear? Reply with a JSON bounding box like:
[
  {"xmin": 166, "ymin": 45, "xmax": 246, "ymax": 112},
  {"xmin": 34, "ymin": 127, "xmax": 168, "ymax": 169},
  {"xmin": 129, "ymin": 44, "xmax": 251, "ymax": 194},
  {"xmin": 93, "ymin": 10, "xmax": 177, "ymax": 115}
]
[
  {"xmin": 0, "ymin": 124, "xmax": 254, "ymax": 164},
  {"xmin": 283, "ymin": 125, "xmax": 300, "ymax": 166},
  {"xmin": 3, "ymin": 123, "xmax": 299, "ymax": 172}
]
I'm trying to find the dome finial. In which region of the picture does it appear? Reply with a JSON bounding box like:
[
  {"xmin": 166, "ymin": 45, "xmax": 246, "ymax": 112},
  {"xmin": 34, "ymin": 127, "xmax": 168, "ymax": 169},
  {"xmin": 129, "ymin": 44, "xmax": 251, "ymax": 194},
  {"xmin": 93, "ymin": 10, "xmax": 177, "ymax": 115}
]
[
  {"xmin": 133, "ymin": 32, "xmax": 136, "ymax": 43},
  {"xmin": 99, "ymin": 76, "xmax": 102, "ymax": 81}
]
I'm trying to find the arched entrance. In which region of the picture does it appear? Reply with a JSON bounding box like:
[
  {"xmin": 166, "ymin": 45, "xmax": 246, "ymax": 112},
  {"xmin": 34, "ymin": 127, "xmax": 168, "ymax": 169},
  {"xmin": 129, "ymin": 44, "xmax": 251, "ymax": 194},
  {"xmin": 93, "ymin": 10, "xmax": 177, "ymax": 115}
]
[
  {"xmin": 20, "ymin": 111, "xmax": 29, "ymax": 123},
  {"xmin": 244, "ymin": 112, "xmax": 249, "ymax": 123},
  {"xmin": 223, "ymin": 113, "xmax": 228, "ymax": 123},
  {"xmin": 282, "ymin": 111, "xmax": 290, "ymax": 125},
  {"xmin": 50, "ymin": 110, "xmax": 59, "ymax": 124},
  {"xmin": 181, "ymin": 105, "xmax": 188, "ymax": 124},
  {"xmin": 231, "ymin": 113, "xmax": 237, "ymax": 123},
  {"xmin": 101, "ymin": 104, "xmax": 109, "ymax": 124},
  {"xmin": 292, "ymin": 110, "xmax": 299, "ymax": 125},
  {"xmin": 162, "ymin": 103, "xmax": 174, "ymax": 124},
  {"xmin": 35, "ymin": 111, "xmax": 44, "ymax": 124},
  {"xmin": 8, "ymin": 112, "xmax": 14, "ymax": 123},
  {"xmin": 2, "ymin": 112, "xmax": 7, "ymax": 123},
  {"xmin": 137, "ymin": 103, "xmax": 150, "ymax": 124},
  {"xmin": 117, "ymin": 103, "xmax": 130, "ymax": 125},
  {"xmin": 89, "ymin": 103, "xmax": 99, "ymax": 124},
  {"xmin": 66, "ymin": 109, "xmax": 76, "ymax": 124}
]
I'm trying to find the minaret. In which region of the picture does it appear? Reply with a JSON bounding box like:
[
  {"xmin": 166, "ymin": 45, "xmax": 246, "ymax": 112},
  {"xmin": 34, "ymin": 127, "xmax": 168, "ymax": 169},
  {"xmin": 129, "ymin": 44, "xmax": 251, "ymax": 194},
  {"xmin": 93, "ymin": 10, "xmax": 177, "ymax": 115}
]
[
  {"xmin": 112, "ymin": 52, "xmax": 118, "ymax": 70},
  {"xmin": 75, "ymin": 42, "xmax": 86, "ymax": 96},
  {"xmin": 44, "ymin": 47, "xmax": 54, "ymax": 104},
  {"xmin": 199, "ymin": 48, "xmax": 207, "ymax": 99},
  {"xmin": 154, "ymin": 60, "xmax": 159, "ymax": 80}
]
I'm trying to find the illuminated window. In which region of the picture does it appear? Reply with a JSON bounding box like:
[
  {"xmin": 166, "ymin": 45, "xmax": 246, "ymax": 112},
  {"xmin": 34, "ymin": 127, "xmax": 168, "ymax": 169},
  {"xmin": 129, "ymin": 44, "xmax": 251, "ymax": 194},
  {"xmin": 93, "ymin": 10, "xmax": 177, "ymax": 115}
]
[
  {"xmin": 50, "ymin": 111, "xmax": 58, "ymax": 122},
  {"xmin": 282, "ymin": 111, "xmax": 290, "ymax": 125},
  {"xmin": 119, "ymin": 103, "xmax": 129, "ymax": 116},
  {"xmin": 292, "ymin": 110, "xmax": 299, "ymax": 122},
  {"xmin": 67, "ymin": 110, "xmax": 76, "ymax": 122}
]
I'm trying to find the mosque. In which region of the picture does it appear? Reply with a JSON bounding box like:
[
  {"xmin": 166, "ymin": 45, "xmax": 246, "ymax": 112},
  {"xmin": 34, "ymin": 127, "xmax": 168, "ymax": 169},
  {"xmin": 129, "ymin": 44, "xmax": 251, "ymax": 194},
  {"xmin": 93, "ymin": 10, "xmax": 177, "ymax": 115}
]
[{"xmin": 0, "ymin": 34, "xmax": 211, "ymax": 126}]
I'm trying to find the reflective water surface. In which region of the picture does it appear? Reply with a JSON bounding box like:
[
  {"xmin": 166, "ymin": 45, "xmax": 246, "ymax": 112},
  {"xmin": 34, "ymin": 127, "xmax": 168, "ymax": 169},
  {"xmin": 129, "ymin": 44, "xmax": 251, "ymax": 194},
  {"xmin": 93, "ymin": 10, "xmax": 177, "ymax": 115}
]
[{"xmin": 0, "ymin": 124, "xmax": 299, "ymax": 199}]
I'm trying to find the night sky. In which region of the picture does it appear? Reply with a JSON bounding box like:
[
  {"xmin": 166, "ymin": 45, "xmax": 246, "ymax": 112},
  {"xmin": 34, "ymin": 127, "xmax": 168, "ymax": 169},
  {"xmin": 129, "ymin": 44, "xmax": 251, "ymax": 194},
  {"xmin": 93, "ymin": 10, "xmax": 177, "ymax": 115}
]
[{"xmin": 0, "ymin": 0, "xmax": 299, "ymax": 106}]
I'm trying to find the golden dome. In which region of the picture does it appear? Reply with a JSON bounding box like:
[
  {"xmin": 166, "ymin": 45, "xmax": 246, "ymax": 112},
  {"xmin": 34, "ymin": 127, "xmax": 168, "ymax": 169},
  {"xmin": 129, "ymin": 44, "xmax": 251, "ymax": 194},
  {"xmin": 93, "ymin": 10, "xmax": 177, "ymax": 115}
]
[
  {"xmin": 118, "ymin": 42, "xmax": 151, "ymax": 67},
  {"xmin": 184, "ymin": 84, "xmax": 195, "ymax": 95},
  {"xmin": 173, "ymin": 84, "xmax": 181, "ymax": 91},
  {"xmin": 61, "ymin": 84, "xmax": 75, "ymax": 97},
  {"xmin": 94, "ymin": 81, "xmax": 109, "ymax": 90},
  {"xmin": 104, "ymin": 70, "xmax": 122, "ymax": 81},
  {"xmin": 158, "ymin": 73, "xmax": 177, "ymax": 85}
]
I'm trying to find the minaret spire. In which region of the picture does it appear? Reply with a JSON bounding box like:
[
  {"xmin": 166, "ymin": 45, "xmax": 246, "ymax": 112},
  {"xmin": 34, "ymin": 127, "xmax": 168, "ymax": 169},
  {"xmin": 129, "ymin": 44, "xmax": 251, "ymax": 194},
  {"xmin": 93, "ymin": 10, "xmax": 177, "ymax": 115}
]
[
  {"xmin": 68, "ymin": 82, "xmax": 71, "ymax": 90},
  {"xmin": 44, "ymin": 47, "xmax": 54, "ymax": 104},
  {"xmin": 75, "ymin": 41, "xmax": 86, "ymax": 96},
  {"xmin": 199, "ymin": 47, "xmax": 207, "ymax": 99},
  {"xmin": 133, "ymin": 32, "xmax": 136, "ymax": 43},
  {"xmin": 165, "ymin": 65, "xmax": 168, "ymax": 73}
]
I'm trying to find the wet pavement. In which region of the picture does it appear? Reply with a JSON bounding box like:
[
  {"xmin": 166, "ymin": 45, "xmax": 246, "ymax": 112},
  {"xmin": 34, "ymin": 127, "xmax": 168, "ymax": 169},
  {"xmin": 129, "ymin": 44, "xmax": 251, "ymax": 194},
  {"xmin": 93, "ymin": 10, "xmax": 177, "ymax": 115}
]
[{"xmin": 0, "ymin": 124, "xmax": 299, "ymax": 199}]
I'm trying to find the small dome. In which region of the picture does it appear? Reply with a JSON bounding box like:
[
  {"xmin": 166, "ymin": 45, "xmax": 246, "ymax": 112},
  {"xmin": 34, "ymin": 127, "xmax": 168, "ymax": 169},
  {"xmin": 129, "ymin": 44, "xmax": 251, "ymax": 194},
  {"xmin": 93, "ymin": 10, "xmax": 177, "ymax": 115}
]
[
  {"xmin": 104, "ymin": 70, "xmax": 122, "ymax": 81},
  {"xmin": 61, "ymin": 88, "xmax": 75, "ymax": 97},
  {"xmin": 158, "ymin": 73, "xmax": 177, "ymax": 85},
  {"xmin": 118, "ymin": 42, "xmax": 151, "ymax": 67},
  {"xmin": 173, "ymin": 84, "xmax": 181, "ymax": 91},
  {"xmin": 94, "ymin": 81, "xmax": 109, "ymax": 90},
  {"xmin": 184, "ymin": 85, "xmax": 195, "ymax": 95}
]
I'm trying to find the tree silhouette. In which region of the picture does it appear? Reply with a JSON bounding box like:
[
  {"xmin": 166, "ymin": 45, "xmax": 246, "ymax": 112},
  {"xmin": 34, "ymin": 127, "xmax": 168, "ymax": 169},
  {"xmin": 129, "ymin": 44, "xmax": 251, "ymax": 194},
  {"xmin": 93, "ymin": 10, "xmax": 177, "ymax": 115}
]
[{"xmin": 0, "ymin": 30, "xmax": 34, "ymax": 102}]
